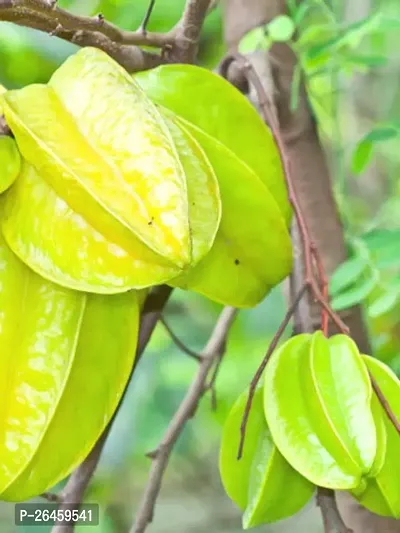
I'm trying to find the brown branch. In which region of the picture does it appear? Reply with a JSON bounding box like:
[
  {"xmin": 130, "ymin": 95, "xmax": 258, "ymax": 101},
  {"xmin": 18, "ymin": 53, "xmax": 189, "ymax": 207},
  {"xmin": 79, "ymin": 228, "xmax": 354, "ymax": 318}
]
[
  {"xmin": 317, "ymin": 488, "xmax": 353, "ymax": 533},
  {"xmin": 132, "ymin": 306, "xmax": 237, "ymax": 533},
  {"xmin": 160, "ymin": 316, "xmax": 202, "ymax": 361},
  {"xmin": 0, "ymin": 0, "xmax": 214, "ymax": 71},
  {"xmin": 0, "ymin": 0, "xmax": 175, "ymax": 46},
  {"xmin": 171, "ymin": 0, "xmax": 213, "ymax": 62},
  {"xmin": 50, "ymin": 285, "xmax": 172, "ymax": 533}
]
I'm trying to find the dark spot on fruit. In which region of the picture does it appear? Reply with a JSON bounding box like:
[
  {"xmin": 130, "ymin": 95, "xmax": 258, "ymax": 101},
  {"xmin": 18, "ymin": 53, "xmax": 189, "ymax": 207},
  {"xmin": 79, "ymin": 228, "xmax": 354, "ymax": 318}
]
[
  {"xmin": 234, "ymin": 259, "xmax": 240, "ymax": 265},
  {"xmin": 148, "ymin": 217, "xmax": 155, "ymax": 226}
]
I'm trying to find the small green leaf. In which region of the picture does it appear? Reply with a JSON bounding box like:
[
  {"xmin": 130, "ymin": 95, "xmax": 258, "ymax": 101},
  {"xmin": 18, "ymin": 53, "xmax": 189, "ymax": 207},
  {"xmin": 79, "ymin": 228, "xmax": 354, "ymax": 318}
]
[
  {"xmin": 329, "ymin": 256, "xmax": 368, "ymax": 296},
  {"xmin": 368, "ymin": 291, "xmax": 400, "ymax": 318},
  {"xmin": 352, "ymin": 126, "xmax": 399, "ymax": 175},
  {"xmin": 351, "ymin": 139, "xmax": 373, "ymax": 175},
  {"xmin": 267, "ymin": 15, "xmax": 295, "ymax": 42},
  {"xmin": 239, "ymin": 27, "xmax": 269, "ymax": 54},
  {"xmin": 331, "ymin": 275, "xmax": 377, "ymax": 311}
]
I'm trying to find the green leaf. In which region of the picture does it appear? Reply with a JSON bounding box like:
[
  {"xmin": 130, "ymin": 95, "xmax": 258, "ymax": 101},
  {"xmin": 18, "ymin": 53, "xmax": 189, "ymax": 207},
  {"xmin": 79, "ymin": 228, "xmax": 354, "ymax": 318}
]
[
  {"xmin": 368, "ymin": 291, "xmax": 400, "ymax": 318},
  {"xmin": 219, "ymin": 387, "xmax": 314, "ymax": 528},
  {"xmin": 331, "ymin": 275, "xmax": 377, "ymax": 311},
  {"xmin": 134, "ymin": 64, "xmax": 291, "ymax": 225},
  {"xmin": 352, "ymin": 126, "xmax": 399, "ymax": 175},
  {"xmin": 0, "ymin": 227, "xmax": 139, "ymax": 500},
  {"xmin": 329, "ymin": 256, "xmax": 368, "ymax": 296},
  {"xmin": 239, "ymin": 27, "xmax": 269, "ymax": 54},
  {"xmin": 351, "ymin": 139, "xmax": 373, "ymax": 175},
  {"xmin": 1, "ymin": 48, "xmax": 221, "ymax": 293},
  {"xmin": 264, "ymin": 333, "xmax": 377, "ymax": 489},
  {"xmin": 267, "ymin": 15, "xmax": 295, "ymax": 42},
  {"xmin": 306, "ymin": 13, "xmax": 382, "ymax": 61},
  {"xmin": 354, "ymin": 356, "xmax": 400, "ymax": 518}
]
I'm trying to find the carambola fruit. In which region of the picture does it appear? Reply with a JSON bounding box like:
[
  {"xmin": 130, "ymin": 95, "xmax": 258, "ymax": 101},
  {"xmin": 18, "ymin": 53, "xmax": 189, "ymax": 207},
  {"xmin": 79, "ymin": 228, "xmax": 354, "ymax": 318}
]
[
  {"xmin": 353, "ymin": 356, "xmax": 400, "ymax": 518},
  {"xmin": 0, "ymin": 48, "xmax": 221, "ymax": 294},
  {"xmin": 263, "ymin": 332, "xmax": 377, "ymax": 489},
  {"xmin": 219, "ymin": 387, "xmax": 314, "ymax": 528},
  {"xmin": 136, "ymin": 64, "xmax": 293, "ymax": 307},
  {"xmin": 0, "ymin": 218, "xmax": 139, "ymax": 500},
  {"xmin": 1, "ymin": 48, "xmax": 293, "ymax": 308}
]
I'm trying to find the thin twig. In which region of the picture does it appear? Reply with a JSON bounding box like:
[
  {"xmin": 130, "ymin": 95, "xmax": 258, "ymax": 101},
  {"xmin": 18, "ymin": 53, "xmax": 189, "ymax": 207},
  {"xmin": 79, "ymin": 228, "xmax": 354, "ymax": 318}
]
[
  {"xmin": 138, "ymin": 0, "xmax": 156, "ymax": 34},
  {"xmin": 50, "ymin": 286, "xmax": 173, "ymax": 533},
  {"xmin": 370, "ymin": 374, "xmax": 400, "ymax": 433},
  {"xmin": 160, "ymin": 316, "xmax": 202, "ymax": 362},
  {"xmin": 317, "ymin": 488, "xmax": 353, "ymax": 533},
  {"xmin": 206, "ymin": 342, "xmax": 226, "ymax": 410},
  {"xmin": 237, "ymin": 284, "xmax": 307, "ymax": 459},
  {"xmin": 132, "ymin": 306, "xmax": 237, "ymax": 533},
  {"xmin": 220, "ymin": 54, "xmax": 349, "ymax": 337}
]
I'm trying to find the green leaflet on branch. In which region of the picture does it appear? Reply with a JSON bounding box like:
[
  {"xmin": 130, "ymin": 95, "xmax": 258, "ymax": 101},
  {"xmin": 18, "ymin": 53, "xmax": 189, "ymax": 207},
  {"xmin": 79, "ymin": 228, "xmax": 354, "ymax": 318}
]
[
  {"xmin": 353, "ymin": 356, "xmax": 400, "ymax": 518},
  {"xmin": 0, "ymin": 218, "xmax": 139, "ymax": 501},
  {"xmin": 134, "ymin": 64, "xmax": 291, "ymax": 225},
  {"xmin": 219, "ymin": 387, "xmax": 314, "ymax": 529},
  {"xmin": 0, "ymin": 47, "xmax": 221, "ymax": 294},
  {"xmin": 263, "ymin": 332, "xmax": 377, "ymax": 489}
]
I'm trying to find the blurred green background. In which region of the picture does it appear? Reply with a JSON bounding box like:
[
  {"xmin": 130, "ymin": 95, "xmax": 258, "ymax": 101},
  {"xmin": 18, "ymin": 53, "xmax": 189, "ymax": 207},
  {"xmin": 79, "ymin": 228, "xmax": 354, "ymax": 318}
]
[{"xmin": 1, "ymin": 0, "xmax": 400, "ymax": 531}]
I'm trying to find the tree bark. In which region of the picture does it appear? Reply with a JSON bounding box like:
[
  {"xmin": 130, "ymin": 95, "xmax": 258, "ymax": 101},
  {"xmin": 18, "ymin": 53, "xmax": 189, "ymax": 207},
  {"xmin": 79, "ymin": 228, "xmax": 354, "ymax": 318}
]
[{"xmin": 221, "ymin": 0, "xmax": 400, "ymax": 531}]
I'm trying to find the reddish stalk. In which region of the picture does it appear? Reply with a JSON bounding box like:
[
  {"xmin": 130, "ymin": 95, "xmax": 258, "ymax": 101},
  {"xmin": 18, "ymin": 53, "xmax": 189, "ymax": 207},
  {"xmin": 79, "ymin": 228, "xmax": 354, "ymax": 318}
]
[
  {"xmin": 237, "ymin": 283, "xmax": 307, "ymax": 459},
  {"xmin": 220, "ymin": 54, "xmax": 400, "ymax": 453}
]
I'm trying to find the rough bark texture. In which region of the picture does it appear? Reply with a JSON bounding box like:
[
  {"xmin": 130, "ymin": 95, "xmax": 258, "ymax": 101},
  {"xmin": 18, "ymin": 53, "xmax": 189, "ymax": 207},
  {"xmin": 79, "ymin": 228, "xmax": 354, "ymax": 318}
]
[{"xmin": 222, "ymin": 0, "xmax": 400, "ymax": 531}]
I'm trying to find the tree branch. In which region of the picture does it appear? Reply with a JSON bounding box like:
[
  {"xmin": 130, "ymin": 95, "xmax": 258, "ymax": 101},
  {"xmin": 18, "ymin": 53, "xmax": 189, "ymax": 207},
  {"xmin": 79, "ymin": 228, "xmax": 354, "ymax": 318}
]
[
  {"xmin": 0, "ymin": 0, "xmax": 214, "ymax": 71},
  {"xmin": 317, "ymin": 489, "xmax": 353, "ymax": 533},
  {"xmin": 132, "ymin": 306, "xmax": 237, "ymax": 533},
  {"xmin": 160, "ymin": 316, "xmax": 203, "ymax": 362},
  {"xmin": 50, "ymin": 286, "xmax": 173, "ymax": 533},
  {"xmin": 0, "ymin": 0, "xmax": 168, "ymax": 71},
  {"xmin": 0, "ymin": 0, "xmax": 175, "ymax": 46},
  {"xmin": 170, "ymin": 0, "xmax": 212, "ymax": 62}
]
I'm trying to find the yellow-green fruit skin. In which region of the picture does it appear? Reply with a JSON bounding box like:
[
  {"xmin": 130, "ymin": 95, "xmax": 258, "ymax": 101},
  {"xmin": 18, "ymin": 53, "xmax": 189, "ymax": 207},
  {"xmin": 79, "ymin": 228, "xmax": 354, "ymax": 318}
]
[
  {"xmin": 353, "ymin": 356, "xmax": 400, "ymax": 518},
  {"xmin": 264, "ymin": 333, "xmax": 377, "ymax": 490},
  {"xmin": 0, "ymin": 136, "xmax": 20, "ymax": 193},
  {"xmin": 219, "ymin": 387, "xmax": 314, "ymax": 528},
  {"xmin": 0, "ymin": 48, "xmax": 221, "ymax": 294},
  {"xmin": 0, "ymin": 217, "xmax": 139, "ymax": 501}
]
